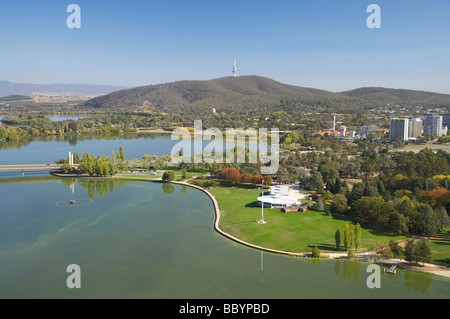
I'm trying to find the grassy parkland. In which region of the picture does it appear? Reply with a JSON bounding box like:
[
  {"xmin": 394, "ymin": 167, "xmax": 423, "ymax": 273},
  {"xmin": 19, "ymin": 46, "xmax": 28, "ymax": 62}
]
[{"xmin": 208, "ymin": 185, "xmax": 406, "ymax": 254}]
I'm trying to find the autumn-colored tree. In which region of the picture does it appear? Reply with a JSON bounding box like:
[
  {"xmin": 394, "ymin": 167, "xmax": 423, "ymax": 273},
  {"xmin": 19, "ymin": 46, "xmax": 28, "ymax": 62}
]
[
  {"xmin": 240, "ymin": 173, "xmax": 253, "ymax": 184},
  {"xmin": 251, "ymin": 174, "xmax": 263, "ymax": 185}
]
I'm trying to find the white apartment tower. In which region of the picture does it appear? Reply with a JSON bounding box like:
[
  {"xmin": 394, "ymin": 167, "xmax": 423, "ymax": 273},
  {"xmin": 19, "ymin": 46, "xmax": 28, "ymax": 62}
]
[{"xmin": 423, "ymin": 114, "xmax": 444, "ymax": 137}]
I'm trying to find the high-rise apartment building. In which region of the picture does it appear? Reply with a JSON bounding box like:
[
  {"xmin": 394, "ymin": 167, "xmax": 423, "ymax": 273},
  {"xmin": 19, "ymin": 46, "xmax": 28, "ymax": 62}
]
[{"xmin": 389, "ymin": 118, "xmax": 409, "ymax": 142}]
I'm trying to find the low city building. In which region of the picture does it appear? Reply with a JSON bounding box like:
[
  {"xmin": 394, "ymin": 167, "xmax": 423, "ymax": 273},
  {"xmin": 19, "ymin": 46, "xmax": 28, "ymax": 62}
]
[{"xmin": 257, "ymin": 185, "xmax": 299, "ymax": 208}]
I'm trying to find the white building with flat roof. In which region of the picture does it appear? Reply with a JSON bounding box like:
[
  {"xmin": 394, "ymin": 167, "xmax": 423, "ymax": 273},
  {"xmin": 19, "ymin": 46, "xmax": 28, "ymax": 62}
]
[{"xmin": 257, "ymin": 185, "xmax": 299, "ymax": 208}]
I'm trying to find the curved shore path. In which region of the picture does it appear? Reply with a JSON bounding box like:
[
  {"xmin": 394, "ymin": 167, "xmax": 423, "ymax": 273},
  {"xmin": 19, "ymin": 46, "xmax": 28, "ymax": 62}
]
[
  {"xmin": 173, "ymin": 180, "xmax": 312, "ymax": 258},
  {"xmin": 173, "ymin": 180, "xmax": 450, "ymax": 279}
]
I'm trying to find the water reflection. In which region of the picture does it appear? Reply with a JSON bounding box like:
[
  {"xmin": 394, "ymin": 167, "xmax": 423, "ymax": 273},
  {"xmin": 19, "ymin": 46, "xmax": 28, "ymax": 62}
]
[
  {"xmin": 162, "ymin": 182, "xmax": 175, "ymax": 194},
  {"xmin": 404, "ymin": 269, "xmax": 433, "ymax": 293},
  {"xmin": 60, "ymin": 178, "xmax": 131, "ymax": 200},
  {"xmin": 328, "ymin": 259, "xmax": 433, "ymax": 292}
]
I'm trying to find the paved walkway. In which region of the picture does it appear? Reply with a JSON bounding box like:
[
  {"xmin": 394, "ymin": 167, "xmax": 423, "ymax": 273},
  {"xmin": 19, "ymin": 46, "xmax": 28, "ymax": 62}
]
[{"xmin": 0, "ymin": 164, "xmax": 62, "ymax": 171}]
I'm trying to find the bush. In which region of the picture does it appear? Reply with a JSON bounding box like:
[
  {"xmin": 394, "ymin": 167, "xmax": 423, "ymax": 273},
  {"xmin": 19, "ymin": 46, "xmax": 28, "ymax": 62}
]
[
  {"xmin": 348, "ymin": 250, "xmax": 355, "ymax": 259},
  {"xmin": 61, "ymin": 163, "xmax": 74, "ymax": 174},
  {"xmin": 312, "ymin": 247, "xmax": 321, "ymax": 258}
]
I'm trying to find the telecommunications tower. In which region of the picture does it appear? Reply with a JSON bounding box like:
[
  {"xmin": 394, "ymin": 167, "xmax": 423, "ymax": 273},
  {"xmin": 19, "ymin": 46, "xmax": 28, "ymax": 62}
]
[{"xmin": 232, "ymin": 57, "xmax": 237, "ymax": 77}]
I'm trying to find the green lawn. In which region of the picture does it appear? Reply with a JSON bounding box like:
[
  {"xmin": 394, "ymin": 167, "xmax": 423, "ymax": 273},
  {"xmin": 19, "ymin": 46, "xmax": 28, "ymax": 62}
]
[
  {"xmin": 209, "ymin": 185, "xmax": 405, "ymax": 254},
  {"xmin": 424, "ymin": 230, "xmax": 450, "ymax": 267},
  {"xmin": 116, "ymin": 167, "xmax": 207, "ymax": 182}
]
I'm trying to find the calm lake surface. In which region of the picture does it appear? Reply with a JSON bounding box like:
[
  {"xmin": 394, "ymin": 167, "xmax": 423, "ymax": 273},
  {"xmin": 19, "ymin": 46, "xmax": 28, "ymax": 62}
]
[
  {"xmin": 0, "ymin": 135, "xmax": 449, "ymax": 298},
  {"xmin": 0, "ymin": 133, "xmax": 269, "ymax": 166},
  {"xmin": 0, "ymin": 114, "xmax": 92, "ymax": 122},
  {"xmin": 0, "ymin": 177, "xmax": 449, "ymax": 298},
  {"xmin": 0, "ymin": 134, "xmax": 177, "ymax": 165}
]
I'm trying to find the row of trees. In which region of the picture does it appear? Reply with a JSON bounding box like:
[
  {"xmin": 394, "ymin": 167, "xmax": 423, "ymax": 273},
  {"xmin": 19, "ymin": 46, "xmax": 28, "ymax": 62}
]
[
  {"xmin": 335, "ymin": 224, "xmax": 362, "ymax": 252},
  {"xmin": 60, "ymin": 146, "xmax": 126, "ymax": 177},
  {"xmin": 216, "ymin": 167, "xmax": 272, "ymax": 186}
]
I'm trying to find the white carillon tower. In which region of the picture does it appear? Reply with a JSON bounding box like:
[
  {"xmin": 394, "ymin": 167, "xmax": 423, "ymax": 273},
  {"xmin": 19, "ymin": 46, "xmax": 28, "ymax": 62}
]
[
  {"xmin": 68, "ymin": 152, "xmax": 74, "ymax": 166},
  {"xmin": 233, "ymin": 57, "xmax": 237, "ymax": 77}
]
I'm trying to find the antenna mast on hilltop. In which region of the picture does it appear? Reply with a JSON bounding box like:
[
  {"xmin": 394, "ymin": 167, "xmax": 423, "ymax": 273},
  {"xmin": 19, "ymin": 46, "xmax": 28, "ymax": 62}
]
[{"xmin": 233, "ymin": 57, "xmax": 237, "ymax": 77}]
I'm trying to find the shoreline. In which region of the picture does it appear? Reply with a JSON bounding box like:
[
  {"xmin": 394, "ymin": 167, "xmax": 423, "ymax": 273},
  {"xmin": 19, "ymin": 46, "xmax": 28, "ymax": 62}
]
[{"xmin": 49, "ymin": 172, "xmax": 450, "ymax": 279}]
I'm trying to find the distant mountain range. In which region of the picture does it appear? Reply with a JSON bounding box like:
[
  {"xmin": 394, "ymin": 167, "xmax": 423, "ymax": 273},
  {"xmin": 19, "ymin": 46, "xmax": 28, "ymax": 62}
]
[
  {"xmin": 81, "ymin": 76, "xmax": 450, "ymax": 113},
  {"xmin": 0, "ymin": 80, "xmax": 130, "ymax": 97}
]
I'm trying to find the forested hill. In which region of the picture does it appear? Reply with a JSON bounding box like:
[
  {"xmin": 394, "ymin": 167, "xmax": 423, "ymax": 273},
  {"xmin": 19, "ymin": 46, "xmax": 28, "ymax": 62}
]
[
  {"xmin": 80, "ymin": 76, "xmax": 450, "ymax": 113},
  {"xmin": 340, "ymin": 87, "xmax": 450, "ymax": 108}
]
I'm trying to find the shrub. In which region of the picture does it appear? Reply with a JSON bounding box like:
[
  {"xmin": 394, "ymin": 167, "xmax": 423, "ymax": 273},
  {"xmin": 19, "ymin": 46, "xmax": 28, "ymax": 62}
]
[{"xmin": 312, "ymin": 247, "xmax": 321, "ymax": 258}]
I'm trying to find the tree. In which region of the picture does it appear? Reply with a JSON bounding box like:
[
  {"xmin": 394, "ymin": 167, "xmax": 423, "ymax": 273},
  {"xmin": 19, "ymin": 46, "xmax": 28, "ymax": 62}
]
[
  {"xmin": 404, "ymin": 240, "xmax": 417, "ymax": 264},
  {"xmin": 108, "ymin": 162, "xmax": 115, "ymax": 176},
  {"xmin": 217, "ymin": 168, "xmax": 241, "ymax": 184},
  {"xmin": 333, "ymin": 178, "xmax": 344, "ymax": 195},
  {"xmin": 415, "ymin": 240, "xmax": 432, "ymax": 265},
  {"xmin": 308, "ymin": 171, "xmax": 324, "ymax": 193},
  {"xmin": 363, "ymin": 180, "xmax": 378, "ymax": 197},
  {"xmin": 330, "ymin": 194, "xmax": 348, "ymax": 214},
  {"xmin": 439, "ymin": 207, "xmax": 450, "ymax": 231},
  {"xmin": 95, "ymin": 158, "xmax": 105, "ymax": 176},
  {"xmin": 321, "ymin": 190, "xmax": 333, "ymax": 201},
  {"xmin": 118, "ymin": 146, "xmax": 125, "ymax": 161},
  {"xmin": 162, "ymin": 171, "xmax": 175, "ymax": 183},
  {"xmin": 388, "ymin": 240, "xmax": 404, "ymax": 258},
  {"xmin": 61, "ymin": 162, "xmax": 74, "ymax": 174},
  {"xmin": 87, "ymin": 156, "xmax": 94, "ymax": 176},
  {"xmin": 263, "ymin": 175, "xmax": 273, "ymax": 186},
  {"xmin": 181, "ymin": 168, "xmax": 187, "ymax": 180},
  {"xmin": 348, "ymin": 182, "xmax": 365, "ymax": 205},
  {"xmin": 344, "ymin": 224, "xmax": 351, "ymax": 251},
  {"xmin": 312, "ymin": 247, "xmax": 321, "ymax": 258},
  {"xmin": 376, "ymin": 180, "xmax": 385, "ymax": 194},
  {"xmin": 335, "ymin": 229, "xmax": 341, "ymax": 250},
  {"xmin": 312, "ymin": 198, "xmax": 325, "ymax": 212},
  {"xmin": 318, "ymin": 164, "xmax": 339, "ymax": 184},
  {"xmin": 251, "ymin": 174, "xmax": 263, "ymax": 185},
  {"xmin": 349, "ymin": 223, "xmax": 355, "ymax": 249},
  {"xmin": 354, "ymin": 223, "xmax": 362, "ymax": 251},
  {"xmin": 416, "ymin": 204, "xmax": 439, "ymax": 238}
]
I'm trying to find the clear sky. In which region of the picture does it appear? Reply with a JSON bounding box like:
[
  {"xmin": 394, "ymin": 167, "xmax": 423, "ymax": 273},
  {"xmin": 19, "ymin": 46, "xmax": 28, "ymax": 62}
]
[{"xmin": 1, "ymin": 0, "xmax": 449, "ymax": 93}]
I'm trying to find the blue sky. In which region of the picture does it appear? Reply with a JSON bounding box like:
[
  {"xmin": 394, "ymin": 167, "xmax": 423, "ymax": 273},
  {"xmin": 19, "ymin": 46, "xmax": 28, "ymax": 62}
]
[{"xmin": 1, "ymin": 0, "xmax": 449, "ymax": 93}]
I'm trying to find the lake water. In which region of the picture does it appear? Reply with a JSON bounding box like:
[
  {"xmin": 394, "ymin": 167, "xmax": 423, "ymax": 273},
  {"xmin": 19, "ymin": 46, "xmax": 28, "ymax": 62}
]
[
  {"xmin": 0, "ymin": 177, "xmax": 449, "ymax": 298},
  {"xmin": 0, "ymin": 133, "xmax": 449, "ymax": 298},
  {"xmin": 0, "ymin": 133, "xmax": 270, "ymax": 166},
  {"xmin": 0, "ymin": 114, "xmax": 92, "ymax": 122},
  {"xmin": 0, "ymin": 134, "xmax": 177, "ymax": 165}
]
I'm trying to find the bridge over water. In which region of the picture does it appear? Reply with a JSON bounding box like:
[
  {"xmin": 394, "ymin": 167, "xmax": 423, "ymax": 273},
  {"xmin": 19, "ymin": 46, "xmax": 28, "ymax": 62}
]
[{"xmin": 0, "ymin": 164, "xmax": 62, "ymax": 172}]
